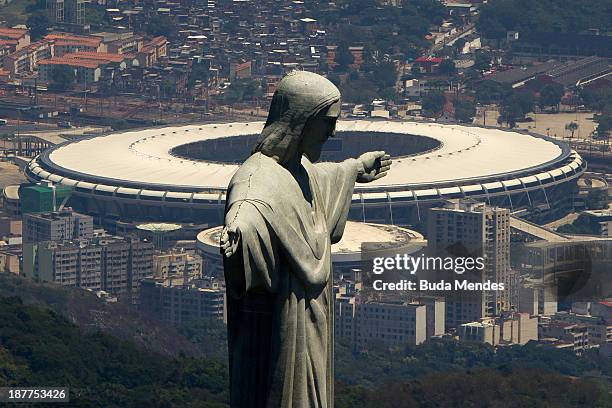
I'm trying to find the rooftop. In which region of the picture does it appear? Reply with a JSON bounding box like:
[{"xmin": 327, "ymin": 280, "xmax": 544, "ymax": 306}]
[{"xmin": 0, "ymin": 27, "xmax": 28, "ymax": 39}]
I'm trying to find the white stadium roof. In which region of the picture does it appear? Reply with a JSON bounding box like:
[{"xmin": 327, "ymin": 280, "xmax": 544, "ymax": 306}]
[{"xmin": 31, "ymin": 121, "xmax": 568, "ymax": 193}]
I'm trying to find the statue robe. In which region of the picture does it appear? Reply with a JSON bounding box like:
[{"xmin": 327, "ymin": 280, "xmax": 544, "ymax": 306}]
[{"xmin": 223, "ymin": 152, "xmax": 359, "ymax": 408}]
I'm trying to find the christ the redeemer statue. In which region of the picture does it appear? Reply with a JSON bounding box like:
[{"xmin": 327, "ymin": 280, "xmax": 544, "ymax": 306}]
[{"xmin": 221, "ymin": 71, "xmax": 392, "ymax": 408}]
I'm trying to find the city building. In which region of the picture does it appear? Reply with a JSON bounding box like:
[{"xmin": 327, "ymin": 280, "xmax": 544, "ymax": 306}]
[
  {"xmin": 46, "ymin": 0, "xmax": 85, "ymax": 25},
  {"xmin": 459, "ymin": 319, "xmax": 500, "ymax": 346},
  {"xmin": 539, "ymin": 318, "xmax": 590, "ymax": 354},
  {"xmin": 153, "ymin": 249, "xmax": 202, "ymax": 280},
  {"xmin": 427, "ymin": 200, "xmax": 515, "ymax": 328},
  {"xmin": 22, "ymin": 208, "xmax": 92, "ymax": 244},
  {"xmin": 0, "ymin": 216, "xmax": 21, "ymax": 239},
  {"xmin": 38, "ymin": 52, "xmax": 126, "ymax": 84},
  {"xmin": 353, "ymin": 301, "xmax": 427, "ymax": 348},
  {"xmin": 139, "ymin": 277, "xmax": 225, "ymax": 325},
  {"xmin": 514, "ymin": 239, "xmax": 612, "ymax": 305},
  {"xmin": 498, "ymin": 312, "xmax": 538, "ymax": 345},
  {"xmin": 0, "ymin": 27, "xmax": 31, "ymax": 52},
  {"xmin": 3, "ymin": 39, "xmax": 54, "ymax": 76},
  {"xmin": 23, "ymin": 208, "xmax": 93, "ymax": 244},
  {"xmin": 518, "ymin": 283, "xmax": 558, "ymax": 316},
  {"xmin": 136, "ymin": 36, "xmax": 168, "ymax": 67},
  {"xmin": 45, "ymin": 33, "xmax": 106, "ymax": 57},
  {"xmin": 23, "ymin": 233, "xmax": 153, "ymax": 301},
  {"xmin": 19, "ymin": 183, "xmax": 72, "ymax": 215},
  {"xmin": 0, "ymin": 246, "xmax": 20, "ymax": 274}
]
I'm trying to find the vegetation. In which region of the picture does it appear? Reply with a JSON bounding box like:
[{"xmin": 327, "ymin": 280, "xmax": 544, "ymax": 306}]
[
  {"xmin": 145, "ymin": 15, "xmax": 177, "ymax": 38},
  {"xmin": 498, "ymin": 90, "xmax": 534, "ymax": 128},
  {"xmin": 565, "ymin": 122, "xmax": 579, "ymax": 139},
  {"xmin": 454, "ymin": 99, "xmax": 476, "ymax": 123},
  {"xmin": 2, "ymin": 284, "xmax": 611, "ymax": 407},
  {"xmin": 580, "ymin": 87, "xmax": 612, "ymax": 140},
  {"xmin": 538, "ymin": 83, "xmax": 564, "ymax": 111},
  {"xmin": 26, "ymin": 11, "xmax": 50, "ymax": 40},
  {"xmin": 319, "ymin": 0, "xmax": 446, "ymax": 58},
  {"xmin": 438, "ymin": 59, "xmax": 457, "ymax": 77},
  {"xmin": 335, "ymin": 60, "xmax": 397, "ymax": 104},
  {"xmin": 473, "ymin": 50, "xmax": 492, "ymax": 72},
  {"xmin": 49, "ymin": 66, "xmax": 75, "ymax": 91},
  {"xmin": 222, "ymin": 78, "xmax": 265, "ymax": 105},
  {"xmin": 334, "ymin": 338, "xmax": 612, "ymax": 386},
  {"xmin": 478, "ymin": 0, "xmax": 612, "ymax": 39},
  {"xmin": 421, "ymin": 90, "xmax": 446, "ymax": 117},
  {"xmin": 336, "ymin": 369, "xmax": 611, "ymax": 408},
  {"xmin": 0, "ymin": 296, "xmax": 229, "ymax": 406},
  {"xmin": 0, "ymin": 0, "xmax": 38, "ymax": 25}
]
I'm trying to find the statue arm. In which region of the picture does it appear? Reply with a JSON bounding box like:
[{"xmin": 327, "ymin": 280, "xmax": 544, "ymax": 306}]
[
  {"xmin": 222, "ymin": 201, "xmax": 279, "ymax": 297},
  {"xmin": 313, "ymin": 158, "xmax": 361, "ymax": 244}
]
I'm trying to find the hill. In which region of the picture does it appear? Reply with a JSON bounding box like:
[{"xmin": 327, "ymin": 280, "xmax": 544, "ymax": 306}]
[
  {"xmin": 0, "ymin": 296, "xmax": 229, "ymax": 407},
  {"xmin": 0, "ymin": 273, "xmax": 203, "ymax": 358}
]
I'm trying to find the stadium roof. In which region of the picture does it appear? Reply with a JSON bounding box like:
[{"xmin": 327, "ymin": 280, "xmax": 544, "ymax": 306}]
[{"xmin": 32, "ymin": 121, "xmax": 568, "ymax": 193}]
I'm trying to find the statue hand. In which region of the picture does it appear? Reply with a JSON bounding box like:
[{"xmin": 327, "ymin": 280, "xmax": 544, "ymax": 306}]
[
  {"xmin": 357, "ymin": 151, "xmax": 392, "ymax": 183},
  {"xmin": 220, "ymin": 225, "xmax": 241, "ymax": 258}
]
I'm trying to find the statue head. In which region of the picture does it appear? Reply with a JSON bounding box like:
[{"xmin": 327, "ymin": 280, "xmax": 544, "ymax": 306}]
[{"xmin": 252, "ymin": 71, "xmax": 341, "ymax": 164}]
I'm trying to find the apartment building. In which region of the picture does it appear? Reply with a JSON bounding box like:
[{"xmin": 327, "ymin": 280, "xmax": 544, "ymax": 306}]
[
  {"xmin": 3, "ymin": 40, "xmax": 54, "ymax": 75},
  {"xmin": 24, "ymin": 234, "xmax": 154, "ymax": 302},
  {"xmin": 45, "ymin": 33, "xmax": 106, "ymax": 57},
  {"xmin": 427, "ymin": 200, "xmax": 514, "ymax": 328},
  {"xmin": 353, "ymin": 301, "xmax": 427, "ymax": 348},
  {"xmin": 38, "ymin": 52, "xmax": 126, "ymax": 84},
  {"xmin": 0, "ymin": 27, "xmax": 31, "ymax": 53},
  {"xmin": 23, "ymin": 208, "xmax": 93, "ymax": 244},
  {"xmin": 153, "ymin": 250, "xmax": 202, "ymax": 280},
  {"xmin": 139, "ymin": 277, "xmax": 225, "ymax": 325}
]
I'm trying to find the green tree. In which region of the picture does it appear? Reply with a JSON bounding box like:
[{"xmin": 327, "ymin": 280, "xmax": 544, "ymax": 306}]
[
  {"xmin": 422, "ymin": 91, "xmax": 446, "ymax": 117},
  {"xmin": 335, "ymin": 44, "xmax": 355, "ymax": 72},
  {"xmin": 539, "ymin": 83, "xmax": 564, "ymax": 111},
  {"xmin": 474, "ymin": 80, "xmax": 512, "ymax": 104},
  {"xmin": 160, "ymin": 80, "xmax": 176, "ymax": 99},
  {"xmin": 438, "ymin": 59, "xmax": 457, "ymax": 76},
  {"xmin": 146, "ymin": 16, "xmax": 176, "ymax": 38},
  {"xmin": 499, "ymin": 91, "xmax": 533, "ymax": 128},
  {"xmin": 454, "ymin": 99, "xmax": 476, "ymax": 123},
  {"xmin": 49, "ymin": 66, "xmax": 75, "ymax": 91},
  {"xmin": 26, "ymin": 12, "xmax": 50, "ymax": 41},
  {"xmin": 473, "ymin": 50, "xmax": 492, "ymax": 72},
  {"xmin": 594, "ymin": 107, "xmax": 612, "ymax": 140},
  {"xmin": 565, "ymin": 122, "xmax": 579, "ymax": 139}
]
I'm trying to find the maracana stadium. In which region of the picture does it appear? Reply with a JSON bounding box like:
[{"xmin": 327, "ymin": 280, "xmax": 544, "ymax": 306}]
[{"xmin": 24, "ymin": 120, "xmax": 586, "ymax": 235}]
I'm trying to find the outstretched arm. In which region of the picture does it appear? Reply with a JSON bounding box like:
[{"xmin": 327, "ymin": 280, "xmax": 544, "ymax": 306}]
[{"xmin": 356, "ymin": 151, "xmax": 392, "ymax": 183}]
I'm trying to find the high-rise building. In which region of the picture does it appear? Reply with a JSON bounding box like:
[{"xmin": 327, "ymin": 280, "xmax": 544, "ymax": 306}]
[
  {"xmin": 23, "ymin": 235, "xmax": 154, "ymax": 302},
  {"xmin": 353, "ymin": 301, "xmax": 427, "ymax": 348},
  {"xmin": 427, "ymin": 200, "xmax": 515, "ymax": 328},
  {"xmin": 23, "ymin": 208, "xmax": 93, "ymax": 243},
  {"xmin": 46, "ymin": 0, "xmax": 85, "ymax": 25}
]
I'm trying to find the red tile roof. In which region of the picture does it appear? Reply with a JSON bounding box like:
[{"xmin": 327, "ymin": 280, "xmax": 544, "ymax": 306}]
[
  {"xmin": 45, "ymin": 33, "xmax": 102, "ymax": 48},
  {"xmin": 0, "ymin": 27, "xmax": 28, "ymax": 40}
]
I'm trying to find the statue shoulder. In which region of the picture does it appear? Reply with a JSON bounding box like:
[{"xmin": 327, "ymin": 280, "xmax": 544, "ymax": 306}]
[{"xmin": 227, "ymin": 153, "xmax": 291, "ymax": 204}]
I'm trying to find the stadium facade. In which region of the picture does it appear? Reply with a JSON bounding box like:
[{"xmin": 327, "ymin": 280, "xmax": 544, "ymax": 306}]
[{"xmin": 25, "ymin": 120, "xmax": 586, "ymax": 234}]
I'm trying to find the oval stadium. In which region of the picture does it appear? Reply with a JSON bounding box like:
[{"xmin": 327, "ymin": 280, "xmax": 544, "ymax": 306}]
[{"xmin": 24, "ymin": 120, "xmax": 586, "ymax": 235}]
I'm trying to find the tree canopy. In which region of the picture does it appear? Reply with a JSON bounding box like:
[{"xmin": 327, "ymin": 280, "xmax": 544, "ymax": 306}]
[{"xmin": 477, "ymin": 0, "xmax": 612, "ymax": 39}]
